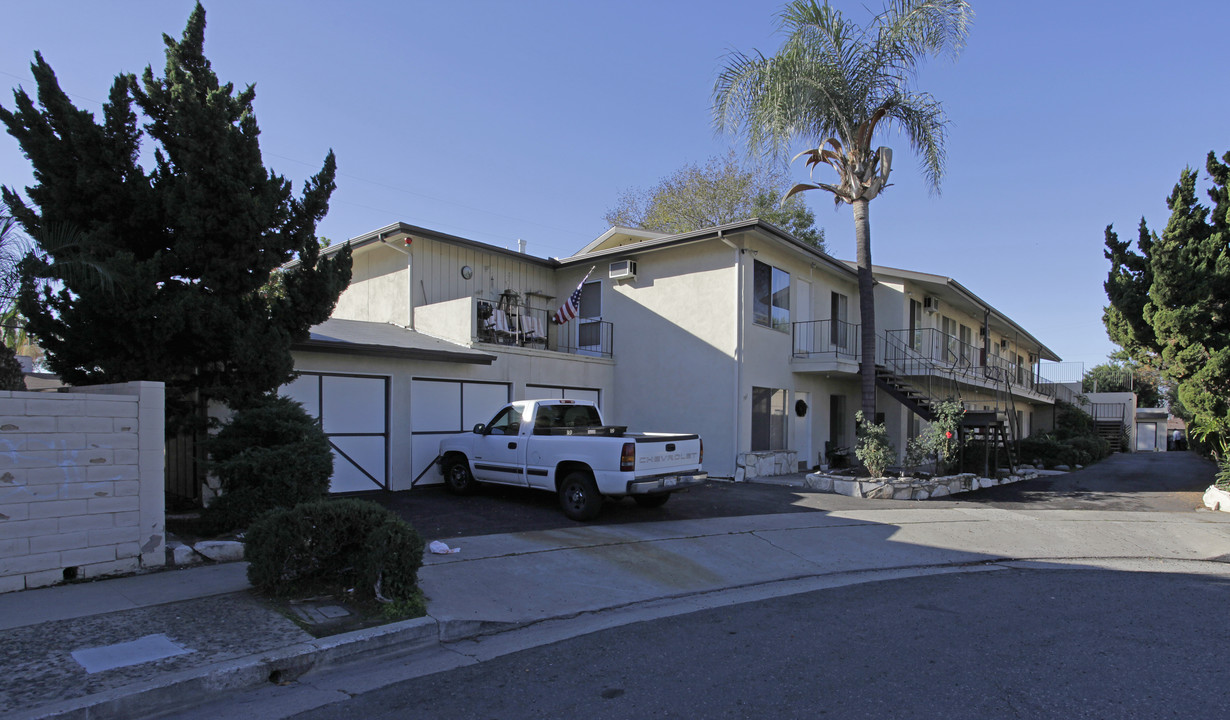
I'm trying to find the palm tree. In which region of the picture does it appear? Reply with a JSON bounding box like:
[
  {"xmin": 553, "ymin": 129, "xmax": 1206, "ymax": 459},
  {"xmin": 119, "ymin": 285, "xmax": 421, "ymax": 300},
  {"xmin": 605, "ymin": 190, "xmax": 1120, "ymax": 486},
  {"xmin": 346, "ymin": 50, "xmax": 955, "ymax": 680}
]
[{"xmin": 714, "ymin": 0, "xmax": 972, "ymax": 419}]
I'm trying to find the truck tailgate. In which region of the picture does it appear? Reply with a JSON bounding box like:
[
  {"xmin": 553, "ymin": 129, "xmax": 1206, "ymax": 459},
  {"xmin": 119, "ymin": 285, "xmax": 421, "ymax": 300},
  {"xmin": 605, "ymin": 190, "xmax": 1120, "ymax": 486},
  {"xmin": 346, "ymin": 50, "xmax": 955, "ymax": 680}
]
[{"xmin": 627, "ymin": 432, "xmax": 702, "ymax": 474}]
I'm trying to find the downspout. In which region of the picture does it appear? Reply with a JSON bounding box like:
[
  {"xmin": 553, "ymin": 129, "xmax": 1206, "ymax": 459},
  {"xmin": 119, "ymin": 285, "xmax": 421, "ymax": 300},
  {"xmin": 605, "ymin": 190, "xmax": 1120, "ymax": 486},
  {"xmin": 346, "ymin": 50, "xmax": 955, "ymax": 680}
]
[
  {"xmin": 720, "ymin": 230, "xmax": 742, "ymax": 479},
  {"xmin": 380, "ymin": 234, "xmax": 413, "ymax": 328}
]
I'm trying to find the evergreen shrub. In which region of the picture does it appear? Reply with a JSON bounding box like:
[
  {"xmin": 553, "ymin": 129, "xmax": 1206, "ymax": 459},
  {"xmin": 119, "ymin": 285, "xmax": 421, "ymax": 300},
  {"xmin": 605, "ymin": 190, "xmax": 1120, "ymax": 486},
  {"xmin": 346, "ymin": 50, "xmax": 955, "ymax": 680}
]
[
  {"xmin": 202, "ymin": 395, "xmax": 332, "ymax": 533},
  {"xmin": 854, "ymin": 411, "xmax": 894, "ymax": 478},
  {"xmin": 245, "ymin": 499, "xmax": 425, "ymax": 606}
]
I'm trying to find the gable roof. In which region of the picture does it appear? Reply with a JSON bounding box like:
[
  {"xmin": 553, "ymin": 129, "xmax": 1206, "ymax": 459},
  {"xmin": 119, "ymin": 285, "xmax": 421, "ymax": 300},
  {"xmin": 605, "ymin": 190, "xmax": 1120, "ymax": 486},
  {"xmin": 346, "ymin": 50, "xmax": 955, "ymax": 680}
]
[
  {"xmin": 858, "ymin": 263, "xmax": 1061, "ymax": 362},
  {"xmin": 317, "ymin": 222, "xmax": 558, "ymax": 269},
  {"xmin": 558, "ymin": 218, "xmax": 858, "ymax": 281}
]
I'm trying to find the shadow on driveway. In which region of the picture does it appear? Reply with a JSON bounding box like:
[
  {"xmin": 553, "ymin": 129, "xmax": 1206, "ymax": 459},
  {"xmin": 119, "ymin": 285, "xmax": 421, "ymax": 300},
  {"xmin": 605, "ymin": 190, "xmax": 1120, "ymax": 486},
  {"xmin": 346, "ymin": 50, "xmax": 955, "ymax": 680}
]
[
  {"xmin": 366, "ymin": 481, "xmax": 820, "ymax": 539},
  {"xmin": 364, "ymin": 451, "xmax": 1215, "ymax": 539}
]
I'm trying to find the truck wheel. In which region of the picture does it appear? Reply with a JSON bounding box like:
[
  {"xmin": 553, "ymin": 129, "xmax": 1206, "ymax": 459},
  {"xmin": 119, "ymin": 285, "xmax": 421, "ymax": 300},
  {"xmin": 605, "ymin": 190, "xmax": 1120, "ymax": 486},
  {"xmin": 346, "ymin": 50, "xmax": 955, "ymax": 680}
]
[
  {"xmin": 559, "ymin": 472, "xmax": 603, "ymax": 521},
  {"xmin": 633, "ymin": 493, "xmax": 670, "ymax": 509},
  {"xmin": 444, "ymin": 457, "xmax": 479, "ymax": 496}
]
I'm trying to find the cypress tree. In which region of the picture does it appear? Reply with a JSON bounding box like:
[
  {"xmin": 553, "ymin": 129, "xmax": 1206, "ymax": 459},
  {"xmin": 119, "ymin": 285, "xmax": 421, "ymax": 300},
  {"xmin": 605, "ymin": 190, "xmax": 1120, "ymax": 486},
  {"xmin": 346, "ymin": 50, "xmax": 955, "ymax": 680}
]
[
  {"xmin": 1104, "ymin": 151, "xmax": 1230, "ymax": 441},
  {"xmin": 0, "ymin": 3, "xmax": 351, "ymax": 432}
]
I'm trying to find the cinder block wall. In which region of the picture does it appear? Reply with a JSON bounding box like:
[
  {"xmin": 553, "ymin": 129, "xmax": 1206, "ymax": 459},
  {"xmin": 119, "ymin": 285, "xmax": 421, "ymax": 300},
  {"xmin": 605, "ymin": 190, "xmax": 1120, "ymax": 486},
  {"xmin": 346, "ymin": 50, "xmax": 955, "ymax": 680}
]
[{"xmin": 0, "ymin": 382, "xmax": 165, "ymax": 593}]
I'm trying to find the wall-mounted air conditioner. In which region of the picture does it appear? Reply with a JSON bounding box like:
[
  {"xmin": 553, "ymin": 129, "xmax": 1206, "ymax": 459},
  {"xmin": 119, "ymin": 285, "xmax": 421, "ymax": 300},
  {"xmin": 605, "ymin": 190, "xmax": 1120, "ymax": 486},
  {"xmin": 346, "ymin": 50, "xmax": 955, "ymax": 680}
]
[
  {"xmin": 609, "ymin": 259, "xmax": 637, "ymax": 280},
  {"xmin": 923, "ymin": 296, "xmax": 940, "ymax": 313}
]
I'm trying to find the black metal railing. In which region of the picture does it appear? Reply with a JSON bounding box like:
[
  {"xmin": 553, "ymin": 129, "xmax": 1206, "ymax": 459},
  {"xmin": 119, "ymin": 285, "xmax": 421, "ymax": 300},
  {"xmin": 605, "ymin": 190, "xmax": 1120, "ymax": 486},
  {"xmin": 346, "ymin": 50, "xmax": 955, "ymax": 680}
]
[
  {"xmin": 556, "ymin": 319, "xmax": 614, "ymax": 358},
  {"xmin": 475, "ymin": 299, "xmax": 613, "ymax": 358},
  {"xmin": 792, "ymin": 319, "xmax": 859, "ymax": 360}
]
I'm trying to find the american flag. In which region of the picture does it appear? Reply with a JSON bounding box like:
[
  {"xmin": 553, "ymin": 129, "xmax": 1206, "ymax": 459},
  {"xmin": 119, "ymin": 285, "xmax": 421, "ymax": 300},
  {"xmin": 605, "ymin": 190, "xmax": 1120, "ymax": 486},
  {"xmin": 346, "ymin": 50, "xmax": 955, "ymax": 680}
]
[{"xmin": 553, "ymin": 266, "xmax": 594, "ymax": 325}]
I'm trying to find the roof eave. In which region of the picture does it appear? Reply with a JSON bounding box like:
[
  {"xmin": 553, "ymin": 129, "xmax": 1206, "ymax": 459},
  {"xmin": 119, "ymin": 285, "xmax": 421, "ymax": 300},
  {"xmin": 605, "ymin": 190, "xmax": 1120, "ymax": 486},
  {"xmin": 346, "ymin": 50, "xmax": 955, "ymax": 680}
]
[{"xmin": 294, "ymin": 338, "xmax": 496, "ymax": 365}]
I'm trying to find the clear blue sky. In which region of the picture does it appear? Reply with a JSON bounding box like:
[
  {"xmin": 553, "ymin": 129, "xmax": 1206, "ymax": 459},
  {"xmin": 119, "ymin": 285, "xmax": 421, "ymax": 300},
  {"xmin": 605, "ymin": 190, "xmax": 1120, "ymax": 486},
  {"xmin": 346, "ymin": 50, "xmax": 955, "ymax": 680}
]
[{"xmin": 3, "ymin": 1, "xmax": 1228, "ymax": 368}]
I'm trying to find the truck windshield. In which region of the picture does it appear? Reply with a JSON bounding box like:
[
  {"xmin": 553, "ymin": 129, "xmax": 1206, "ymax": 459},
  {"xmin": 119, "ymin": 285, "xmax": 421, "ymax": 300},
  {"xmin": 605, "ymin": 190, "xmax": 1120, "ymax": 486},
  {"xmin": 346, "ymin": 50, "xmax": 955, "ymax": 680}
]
[{"xmin": 534, "ymin": 404, "xmax": 602, "ymax": 431}]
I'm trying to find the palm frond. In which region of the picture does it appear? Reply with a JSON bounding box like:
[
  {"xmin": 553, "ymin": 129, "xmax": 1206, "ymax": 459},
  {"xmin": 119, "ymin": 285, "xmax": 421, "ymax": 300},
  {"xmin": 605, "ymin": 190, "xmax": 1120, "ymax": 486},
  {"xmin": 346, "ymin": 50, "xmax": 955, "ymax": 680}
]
[{"xmin": 714, "ymin": 0, "xmax": 972, "ymax": 199}]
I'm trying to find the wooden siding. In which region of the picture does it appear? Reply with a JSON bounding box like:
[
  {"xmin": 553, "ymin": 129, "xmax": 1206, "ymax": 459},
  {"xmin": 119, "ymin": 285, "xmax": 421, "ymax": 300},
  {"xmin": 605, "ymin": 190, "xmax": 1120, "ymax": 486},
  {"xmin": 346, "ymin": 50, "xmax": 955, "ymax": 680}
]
[{"xmin": 412, "ymin": 237, "xmax": 558, "ymax": 311}]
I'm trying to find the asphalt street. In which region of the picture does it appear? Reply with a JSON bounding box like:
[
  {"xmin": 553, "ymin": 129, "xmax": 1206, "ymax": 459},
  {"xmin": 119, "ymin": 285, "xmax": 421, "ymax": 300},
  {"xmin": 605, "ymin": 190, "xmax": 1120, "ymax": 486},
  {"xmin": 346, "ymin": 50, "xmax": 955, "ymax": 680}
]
[
  {"xmin": 290, "ymin": 564, "xmax": 1230, "ymax": 719},
  {"xmin": 373, "ymin": 451, "xmax": 1215, "ymax": 539}
]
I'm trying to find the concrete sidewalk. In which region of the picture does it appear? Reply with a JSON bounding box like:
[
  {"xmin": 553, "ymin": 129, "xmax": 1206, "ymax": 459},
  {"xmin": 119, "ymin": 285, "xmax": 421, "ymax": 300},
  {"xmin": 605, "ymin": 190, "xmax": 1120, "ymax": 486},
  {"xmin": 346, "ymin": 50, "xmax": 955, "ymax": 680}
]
[{"xmin": 3, "ymin": 506, "xmax": 1229, "ymax": 719}]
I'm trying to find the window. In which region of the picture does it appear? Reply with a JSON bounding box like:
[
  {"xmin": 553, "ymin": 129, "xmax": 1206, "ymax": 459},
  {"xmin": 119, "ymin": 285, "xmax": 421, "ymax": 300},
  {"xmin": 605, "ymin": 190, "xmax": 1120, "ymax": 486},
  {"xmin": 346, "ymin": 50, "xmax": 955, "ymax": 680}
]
[
  {"xmin": 959, "ymin": 324, "xmax": 972, "ymax": 362},
  {"xmin": 830, "ymin": 291, "xmax": 849, "ymax": 349},
  {"xmin": 940, "ymin": 316, "xmax": 957, "ymax": 362},
  {"xmin": 578, "ymin": 281, "xmax": 601, "ymax": 318},
  {"xmin": 751, "ymin": 387, "xmax": 788, "ymax": 451},
  {"xmin": 533, "ymin": 403, "xmax": 602, "ymax": 431},
  {"xmin": 909, "ymin": 299, "xmax": 923, "ymax": 351},
  {"xmin": 484, "ymin": 405, "xmax": 522, "ymax": 436},
  {"xmin": 753, "ymin": 260, "xmax": 790, "ymax": 331}
]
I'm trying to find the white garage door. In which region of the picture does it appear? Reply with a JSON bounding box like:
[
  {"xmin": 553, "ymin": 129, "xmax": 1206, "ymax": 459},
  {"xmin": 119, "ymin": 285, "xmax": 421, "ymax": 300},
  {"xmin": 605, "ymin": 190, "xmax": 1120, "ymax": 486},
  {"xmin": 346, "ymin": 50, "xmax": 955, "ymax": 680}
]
[
  {"xmin": 410, "ymin": 379, "xmax": 511, "ymax": 483},
  {"xmin": 1135, "ymin": 422, "xmax": 1158, "ymax": 452},
  {"xmin": 284, "ymin": 373, "xmax": 388, "ymax": 493},
  {"xmin": 525, "ymin": 385, "xmax": 601, "ymax": 406}
]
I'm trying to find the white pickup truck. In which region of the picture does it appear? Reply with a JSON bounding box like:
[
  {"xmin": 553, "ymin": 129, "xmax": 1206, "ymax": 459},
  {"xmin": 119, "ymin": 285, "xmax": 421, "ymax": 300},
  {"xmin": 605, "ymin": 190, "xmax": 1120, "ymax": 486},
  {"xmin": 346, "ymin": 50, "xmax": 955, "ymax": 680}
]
[{"xmin": 437, "ymin": 399, "xmax": 707, "ymax": 520}]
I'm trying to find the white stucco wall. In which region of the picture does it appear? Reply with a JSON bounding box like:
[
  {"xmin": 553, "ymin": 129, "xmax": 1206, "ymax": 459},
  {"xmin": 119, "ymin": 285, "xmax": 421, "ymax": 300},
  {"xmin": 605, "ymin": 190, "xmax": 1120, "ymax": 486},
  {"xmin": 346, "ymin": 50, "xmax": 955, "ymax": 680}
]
[{"xmin": 0, "ymin": 382, "xmax": 165, "ymax": 593}]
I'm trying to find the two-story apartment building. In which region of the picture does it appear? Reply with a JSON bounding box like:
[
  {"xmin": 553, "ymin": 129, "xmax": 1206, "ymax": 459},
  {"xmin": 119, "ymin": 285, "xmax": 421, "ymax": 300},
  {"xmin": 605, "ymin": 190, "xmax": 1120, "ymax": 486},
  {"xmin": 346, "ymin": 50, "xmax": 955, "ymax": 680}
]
[{"xmin": 288, "ymin": 219, "xmax": 1062, "ymax": 492}]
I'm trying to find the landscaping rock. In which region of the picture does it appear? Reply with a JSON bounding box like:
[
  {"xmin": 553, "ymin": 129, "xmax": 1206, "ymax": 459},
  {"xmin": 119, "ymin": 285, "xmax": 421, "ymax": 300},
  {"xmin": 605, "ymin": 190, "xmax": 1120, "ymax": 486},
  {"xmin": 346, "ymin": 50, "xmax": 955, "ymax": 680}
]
[
  {"xmin": 1203, "ymin": 485, "xmax": 1230, "ymax": 512},
  {"xmin": 193, "ymin": 540, "xmax": 245, "ymax": 563},
  {"xmin": 804, "ymin": 473, "xmax": 833, "ymax": 492},
  {"xmin": 832, "ymin": 478, "xmax": 859, "ymax": 497},
  {"xmin": 168, "ymin": 543, "xmax": 201, "ymax": 566}
]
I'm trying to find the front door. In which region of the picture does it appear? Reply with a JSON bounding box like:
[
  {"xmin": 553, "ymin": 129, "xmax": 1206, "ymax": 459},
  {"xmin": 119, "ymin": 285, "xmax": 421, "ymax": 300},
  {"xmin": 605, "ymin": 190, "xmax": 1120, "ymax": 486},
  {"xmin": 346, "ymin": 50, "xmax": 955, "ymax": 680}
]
[
  {"xmin": 794, "ymin": 391, "xmax": 812, "ymax": 471},
  {"xmin": 577, "ymin": 281, "xmax": 604, "ymax": 357}
]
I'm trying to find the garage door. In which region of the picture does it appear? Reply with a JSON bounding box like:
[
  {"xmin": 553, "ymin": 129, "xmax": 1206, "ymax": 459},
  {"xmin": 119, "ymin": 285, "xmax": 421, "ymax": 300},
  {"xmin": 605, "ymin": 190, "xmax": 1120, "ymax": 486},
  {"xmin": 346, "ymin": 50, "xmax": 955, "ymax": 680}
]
[
  {"xmin": 410, "ymin": 379, "xmax": 511, "ymax": 483},
  {"xmin": 525, "ymin": 385, "xmax": 601, "ymax": 406},
  {"xmin": 284, "ymin": 373, "xmax": 389, "ymax": 493},
  {"xmin": 1135, "ymin": 422, "xmax": 1157, "ymax": 452}
]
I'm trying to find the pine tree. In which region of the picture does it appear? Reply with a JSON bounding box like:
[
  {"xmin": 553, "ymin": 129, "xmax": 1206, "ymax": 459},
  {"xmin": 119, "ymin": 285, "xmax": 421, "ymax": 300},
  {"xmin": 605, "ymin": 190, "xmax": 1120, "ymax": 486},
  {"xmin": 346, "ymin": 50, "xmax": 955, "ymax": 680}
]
[{"xmin": 0, "ymin": 3, "xmax": 351, "ymax": 432}]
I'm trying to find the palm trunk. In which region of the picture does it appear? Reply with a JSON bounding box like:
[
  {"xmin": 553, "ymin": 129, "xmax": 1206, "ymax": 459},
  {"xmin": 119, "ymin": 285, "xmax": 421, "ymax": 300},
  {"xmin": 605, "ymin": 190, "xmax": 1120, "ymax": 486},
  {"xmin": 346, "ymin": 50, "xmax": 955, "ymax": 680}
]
[{"xmin": 853, "ymin": 197, "xmax": 877, "ymax": 420}]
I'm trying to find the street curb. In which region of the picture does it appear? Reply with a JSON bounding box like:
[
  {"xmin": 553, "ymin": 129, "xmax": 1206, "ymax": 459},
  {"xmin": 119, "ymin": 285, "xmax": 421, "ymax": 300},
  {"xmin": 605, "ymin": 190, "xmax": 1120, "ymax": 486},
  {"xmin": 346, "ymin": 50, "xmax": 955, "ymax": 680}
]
[{"xmin": 13, "ymin": 616, "xmax": 442, "ymax": 720}]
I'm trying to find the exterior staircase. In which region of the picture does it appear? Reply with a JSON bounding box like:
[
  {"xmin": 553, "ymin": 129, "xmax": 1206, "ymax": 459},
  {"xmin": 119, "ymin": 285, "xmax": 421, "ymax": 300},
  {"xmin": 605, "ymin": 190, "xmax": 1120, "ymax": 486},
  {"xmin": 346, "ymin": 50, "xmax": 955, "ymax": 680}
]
[
  {"xmin": 1095, "ymin": 421, "xmax": 1124, "ymax": 453},
  {"xmin": 876, "ymin": 334, "xmax": 1020, "ymax": 475},
  {"xmin": 874, "ymin": 365, "xmax": 938, "ymax": 422}
]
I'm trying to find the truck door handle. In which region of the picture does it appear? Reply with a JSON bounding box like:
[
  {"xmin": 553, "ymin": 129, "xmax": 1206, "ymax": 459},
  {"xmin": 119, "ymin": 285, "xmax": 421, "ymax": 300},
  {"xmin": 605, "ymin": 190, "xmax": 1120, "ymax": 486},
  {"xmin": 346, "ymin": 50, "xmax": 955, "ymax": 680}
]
[{"xmin": 508, "ymin": 442, "xmax": 517, "ymax": 450}]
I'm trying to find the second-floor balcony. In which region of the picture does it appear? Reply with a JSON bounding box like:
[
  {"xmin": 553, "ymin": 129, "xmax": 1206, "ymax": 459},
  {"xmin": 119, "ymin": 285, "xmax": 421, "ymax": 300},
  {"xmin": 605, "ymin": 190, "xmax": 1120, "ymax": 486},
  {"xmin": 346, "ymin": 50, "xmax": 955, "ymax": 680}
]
[
  {"xmin": 475, "ymin": 299, "xmax": 613, "ymax": 358},
  {"xmin": 790, "ymin": 321, "xmax": 1064, "ymax": 402},
  {"xmin": 415, "ymin": 296, "xmax": 613, "ymax": 359}
]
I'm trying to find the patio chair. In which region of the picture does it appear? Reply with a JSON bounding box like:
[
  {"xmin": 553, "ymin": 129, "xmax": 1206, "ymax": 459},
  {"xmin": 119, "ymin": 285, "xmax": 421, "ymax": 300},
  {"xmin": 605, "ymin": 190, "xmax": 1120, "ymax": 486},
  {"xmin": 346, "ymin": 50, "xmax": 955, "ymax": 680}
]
[
  {"xmin": 485, "ymin": 308, "xmax": 518, "ymax": 344},
  {"xmin": 520, "ymin": 314, "xmax": 547, "ymax": 347}
]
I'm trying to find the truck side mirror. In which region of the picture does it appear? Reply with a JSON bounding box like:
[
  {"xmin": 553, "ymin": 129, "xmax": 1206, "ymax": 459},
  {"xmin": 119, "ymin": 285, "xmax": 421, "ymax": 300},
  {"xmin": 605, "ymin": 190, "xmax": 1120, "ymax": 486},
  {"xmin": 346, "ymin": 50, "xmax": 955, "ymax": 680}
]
[{"xmin": 472, "ymin": 423, "xmax": 485, "ymax": 434}]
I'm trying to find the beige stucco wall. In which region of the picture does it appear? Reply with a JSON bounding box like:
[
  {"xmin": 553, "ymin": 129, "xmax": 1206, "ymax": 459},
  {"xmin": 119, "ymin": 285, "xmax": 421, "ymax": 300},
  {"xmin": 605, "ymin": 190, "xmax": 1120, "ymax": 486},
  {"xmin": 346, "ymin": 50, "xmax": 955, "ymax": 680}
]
[
  {"xmin": 332, "ymin": 243, "xmax": 411, "ymax": 326},
  {"xmin": 590, "ymin": 240, "xmax": 739, "ymax": 477},
  {"xmin": 0, "ymin": 382, "xmax": 165, "ymax": 593},
  {"xmin": 413, "ymin": 297, "xmax": 475, "ymax": 345}
]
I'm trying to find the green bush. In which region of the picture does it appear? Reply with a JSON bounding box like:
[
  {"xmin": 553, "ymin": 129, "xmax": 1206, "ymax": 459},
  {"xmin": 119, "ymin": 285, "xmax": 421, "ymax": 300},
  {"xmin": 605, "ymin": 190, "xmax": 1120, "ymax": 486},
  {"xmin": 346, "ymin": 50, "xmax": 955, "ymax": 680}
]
[
  {"xmin": 202, "ymin": 395, "xmax": 333, "ymax": 533},
  {"xmin": 245, "ymin": 499, "xmax": 426, "ymax": 607},
  {"xmin": 1019, "ymin": 435, "xmax": 1075, "ymax": 469},
  {"xmin": 1068, "ymin": 435, "xmax": 1110, "ymax": 464},
  {"xmin": 0, "ymin": 343, "xmax": 25, "ymax": 391},
  {"xmin": 854, "ymin": 411, "xmax": 894, "ymax": 478}
]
